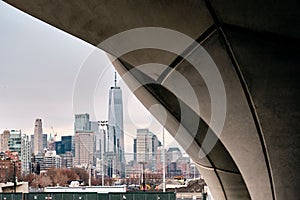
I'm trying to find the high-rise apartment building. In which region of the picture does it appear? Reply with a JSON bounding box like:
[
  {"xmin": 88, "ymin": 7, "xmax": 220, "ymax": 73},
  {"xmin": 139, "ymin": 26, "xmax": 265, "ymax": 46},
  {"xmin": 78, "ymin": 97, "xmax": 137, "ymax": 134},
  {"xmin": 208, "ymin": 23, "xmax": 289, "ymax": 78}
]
[
  {"xmin": 4, "ymin": 130, "xmax": 31, "ymax": 175},
  {"xmin": 107, "ymin": 73, "xmax": 125, "ymax": 178},
  {"xmin": 0, "ymin": 130, "xmax": 10, "ymax": 152},
  {"xmin": 21, "ymin": 134, "xmax": 31, "ymax": 175},
  {"xmin": 9, "ymin": 130, "xmax": 22, "ymax": 155},
  {"xmin": 34, "ymin": 119, "xmax": 43, "ymax": 155}
]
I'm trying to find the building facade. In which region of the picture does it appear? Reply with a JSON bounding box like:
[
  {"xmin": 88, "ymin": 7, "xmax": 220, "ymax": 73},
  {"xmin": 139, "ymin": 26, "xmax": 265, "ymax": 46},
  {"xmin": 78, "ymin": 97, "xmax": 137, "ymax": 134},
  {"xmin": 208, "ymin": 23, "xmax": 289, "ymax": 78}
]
[
  {"xmin": 43, "ymin": 150, "xmax": 61, "ymax": 170},
  {"xmin": 42, "ymin": 134, "xmax": 47, "ymax": 150},
  {"xmin": 21, "ymin": 134, "xmax": 31, "ymax": 175},
  {"xmin": 74, "ymin": 131, "xmax": 94, "ymax": 166},
  {"xmin": 90, "ymin": 121, "xmax": 102, "ymax": 161},
  {"xmin": 55, "ymin": 141, "xmax": 65, "ymax": 155},
  {"xmin": 33, "ymin": 119, "xmax": 43, "ymax": 155},
  {"xmin": 8, "ymin": 130, "xmax": 22, "ymax": 156},
  {"xmin": 55, "ymin": 136, "xmax": 74, "ymax": 155},
  {"xmin": 135, "ymin": 129, "xmax": 152, "ymax": 164},
  {"xmin": 3, "ymin": 130, "xmax": 31, "ymax": 175},
  {"xmin": 135, "ymin": 129, "xmax": 161, "ymax": 170},
  {"xmin": 74, "ymin": 114, "xmax": 90, "ymax": 132},
  {"xmin": 167, "ymin": 147, "xmax": 182, "ymax": 163},
  {"xmin": 156, "ymin": 146, "xmax": 166, "ymax": 174},
  {"xmin": 0, "ymin": 130, "xmax": 10, "ymax": 153},
  {"xmin": 61, "ymin": 136, "xmax": 72, "ymax": 153},
  {"xmin": 107, "ymin": 74, "xmax": 125, "ymax": 178},
  {"xmin": 0, "ymin": 151, "xmax": 22, "ymax": 183},
  {"xmin": 60, "ymin": 152, "xmax": 73, "ymax": 169},
  {"xmin": 30, "ymin": 134, "xmax": 34, "ymax": 155}
]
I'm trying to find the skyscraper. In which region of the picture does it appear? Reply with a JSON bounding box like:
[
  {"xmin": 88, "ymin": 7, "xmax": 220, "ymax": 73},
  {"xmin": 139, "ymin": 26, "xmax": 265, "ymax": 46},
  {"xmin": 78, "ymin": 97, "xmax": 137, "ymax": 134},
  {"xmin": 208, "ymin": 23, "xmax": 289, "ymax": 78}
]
[
  {"xmin": 133, "ymin": 138, "xmax": 137, "ymax": 162},
  {"xmin": 0, "ymin": 130, "xmax": 10, "ymax": 152},
  {"xmin": 30, "ymin": 133, "xmax": 47, "ymax": 154},
  {"xmin": 34, "ymin": 119, "xmax": 43, "ymax": 155},
  {"xmin": 43, "ymin": 134, "xmax": 48, "ymax": 150},
  {"xmin": 1, "ymin": 130, "xmax": 31, "ymax": 175},
  {"xmin": 62, "ymin": 136, "xmax": 73, "ymax": 153},
  {"xmin": 21, "ymin": 134, "xmax": 31, "ymax": 175},
  {"xmin": 135, "ymin": 129, "xmax": 152, "ymax": 168},
  {"xmin": 55, "ymin": 136, "xmax": 73, "ymax": 155},
  {"xmin": 74, "ymin": 114, "xmax": 90, "ymax": 132},
  {"xmin": 30, "ymin": 134, "xmax": 34, "ymax": 154},
  {"xmin": 55, "ymin": 136, "xmax": 74, "ymax": 168},
  {"xmin": 107, "ymin": 73, "xmax": 125, "ymax": 178},
  {"xmin": 74, "ymin": 131, "xmax": 94, "ymax": 166},
  {"xmin": 90, "ymin": 121, "xmax": 101, "ymax": 160},
  {"xmin": 134, "ymin": 129, "xmax": 161, "ymax": 170},
  {"xmin": 8, "ymin": 130, "xmax": 22, "ymax": 155}
]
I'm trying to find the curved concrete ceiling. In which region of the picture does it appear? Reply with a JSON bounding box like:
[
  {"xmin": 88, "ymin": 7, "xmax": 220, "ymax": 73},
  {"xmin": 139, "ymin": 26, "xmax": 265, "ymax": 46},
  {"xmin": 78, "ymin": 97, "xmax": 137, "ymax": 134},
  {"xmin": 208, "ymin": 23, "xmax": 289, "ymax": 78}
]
[{"xmin": 4, "ymin": 0, "xmax": 300, "ymax": 199}]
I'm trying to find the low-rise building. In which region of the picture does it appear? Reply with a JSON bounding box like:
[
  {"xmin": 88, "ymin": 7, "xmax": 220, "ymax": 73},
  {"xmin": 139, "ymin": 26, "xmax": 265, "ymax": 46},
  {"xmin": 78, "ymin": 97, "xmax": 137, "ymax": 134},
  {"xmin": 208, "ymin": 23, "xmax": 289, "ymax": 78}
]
[
  {"xmin": 0, "ymin": 151, "xmax": 22, "ymax": 183},
  {"xmin": 43, "ymin": 150, "xmax": 61, "ymax": 170},
  {"xmin": 0, "ymin": 182, "xmax": 29, "ymax": 193}
]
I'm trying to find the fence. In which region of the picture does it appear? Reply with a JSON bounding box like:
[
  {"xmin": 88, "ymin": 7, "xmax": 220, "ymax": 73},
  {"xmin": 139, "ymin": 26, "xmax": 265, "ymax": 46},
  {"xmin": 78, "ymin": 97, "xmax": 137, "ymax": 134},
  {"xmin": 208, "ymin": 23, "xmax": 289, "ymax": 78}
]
[
  {"xmin": 0, "ymin": 192, "xmax": 176, "ymax": 200},
  {"xmin": 0, "ymin": 193, "xmax": 22, "ymax": 200}
]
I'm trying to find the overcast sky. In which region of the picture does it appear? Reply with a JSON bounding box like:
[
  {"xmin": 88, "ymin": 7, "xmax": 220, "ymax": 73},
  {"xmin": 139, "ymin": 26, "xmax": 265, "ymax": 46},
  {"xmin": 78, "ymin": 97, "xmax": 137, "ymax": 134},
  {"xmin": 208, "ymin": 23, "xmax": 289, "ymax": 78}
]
[{"xmin": 0, "ymin": 2, "xmax": 184, "ymax": 155}]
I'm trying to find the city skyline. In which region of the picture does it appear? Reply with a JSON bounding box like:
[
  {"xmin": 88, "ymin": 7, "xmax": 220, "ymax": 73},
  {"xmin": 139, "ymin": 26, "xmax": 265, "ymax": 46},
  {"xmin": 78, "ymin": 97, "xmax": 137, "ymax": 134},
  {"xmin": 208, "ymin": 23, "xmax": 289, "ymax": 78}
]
[{"xmin": 0, "ymin": 2, "xmax": 183, "ymax": 154}]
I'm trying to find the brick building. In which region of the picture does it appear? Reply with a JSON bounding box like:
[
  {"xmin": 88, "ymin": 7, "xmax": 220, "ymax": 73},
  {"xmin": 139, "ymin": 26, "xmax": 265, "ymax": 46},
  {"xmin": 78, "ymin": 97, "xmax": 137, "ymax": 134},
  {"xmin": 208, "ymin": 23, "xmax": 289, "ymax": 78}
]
[{"xmin": 0, "ymin": 151, "xmax": 22, "ymax": 183}]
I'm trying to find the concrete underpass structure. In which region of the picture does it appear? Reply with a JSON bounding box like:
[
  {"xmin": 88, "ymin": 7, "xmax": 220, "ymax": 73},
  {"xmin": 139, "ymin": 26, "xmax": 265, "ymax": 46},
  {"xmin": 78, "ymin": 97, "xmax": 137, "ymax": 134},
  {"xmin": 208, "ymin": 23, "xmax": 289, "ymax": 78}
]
[{"xmin": 4, "ymin": 1, "xmax": 299, "ymax": 199}]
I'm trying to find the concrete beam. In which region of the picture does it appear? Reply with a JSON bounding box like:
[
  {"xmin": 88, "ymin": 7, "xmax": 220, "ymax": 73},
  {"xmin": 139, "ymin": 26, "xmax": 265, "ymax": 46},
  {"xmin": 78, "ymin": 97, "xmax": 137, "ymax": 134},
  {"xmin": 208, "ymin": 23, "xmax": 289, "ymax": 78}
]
[{"xmin": 4, "ymin": 0, "xmax": 300, "ymax": 199}]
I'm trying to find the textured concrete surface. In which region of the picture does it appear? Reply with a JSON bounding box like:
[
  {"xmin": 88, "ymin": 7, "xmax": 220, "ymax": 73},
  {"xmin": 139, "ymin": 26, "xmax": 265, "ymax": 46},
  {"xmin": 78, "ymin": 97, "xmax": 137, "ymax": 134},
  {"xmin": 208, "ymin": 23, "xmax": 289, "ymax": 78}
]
[{"xmin": 4, "ymin": 0, "xmax": 300, "ymax": 199}]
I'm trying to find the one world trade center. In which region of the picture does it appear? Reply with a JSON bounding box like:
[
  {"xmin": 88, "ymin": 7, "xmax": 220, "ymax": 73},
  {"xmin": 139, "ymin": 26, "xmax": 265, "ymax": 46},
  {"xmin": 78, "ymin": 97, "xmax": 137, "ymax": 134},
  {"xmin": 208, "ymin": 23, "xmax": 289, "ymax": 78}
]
[{"xmin": 107, "ymin": 72, "xmax": 126, "ymax": 178}]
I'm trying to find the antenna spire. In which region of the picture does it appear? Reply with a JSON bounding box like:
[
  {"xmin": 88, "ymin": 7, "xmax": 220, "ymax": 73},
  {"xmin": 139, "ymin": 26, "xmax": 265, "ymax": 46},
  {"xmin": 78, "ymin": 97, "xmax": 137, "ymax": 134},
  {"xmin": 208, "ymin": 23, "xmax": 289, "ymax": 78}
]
[{"xmin": 114, "ymin": 71, "xmax": 117, "ymax": 87}]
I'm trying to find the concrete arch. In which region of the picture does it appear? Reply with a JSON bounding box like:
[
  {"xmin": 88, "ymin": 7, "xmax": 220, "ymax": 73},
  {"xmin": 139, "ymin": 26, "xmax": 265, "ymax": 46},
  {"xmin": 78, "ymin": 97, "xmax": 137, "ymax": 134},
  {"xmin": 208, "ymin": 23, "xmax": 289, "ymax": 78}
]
[{"xmin": 4, "ymin": 0, "xmax": 300, "ymax": 199}]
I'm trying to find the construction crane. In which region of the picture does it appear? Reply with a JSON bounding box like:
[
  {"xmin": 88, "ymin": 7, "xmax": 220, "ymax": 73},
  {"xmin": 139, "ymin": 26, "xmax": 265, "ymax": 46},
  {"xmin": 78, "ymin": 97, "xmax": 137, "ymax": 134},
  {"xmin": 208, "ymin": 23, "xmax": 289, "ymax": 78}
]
[
  {"xmin": 48, "ymin": 126, "xmax": 58, "ymax": 151},
  {"xmin": 51, "ymin": 126, "xmax": 57, "ymax": 141}
]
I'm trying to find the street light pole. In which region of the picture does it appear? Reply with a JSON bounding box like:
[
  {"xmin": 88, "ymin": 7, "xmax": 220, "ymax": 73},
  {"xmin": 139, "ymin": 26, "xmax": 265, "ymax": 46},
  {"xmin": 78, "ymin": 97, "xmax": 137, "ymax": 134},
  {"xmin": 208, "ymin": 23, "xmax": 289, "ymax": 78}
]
[
  {"xmin": 162, "ymin": 128, "xmax": 166, "ymax": 193},
  {"xmin": 138, "ymin": 162, "xmax": 147, "ymax": 192},
  {"xmin": 13, "ymin": 161, "xmax": 16, "ymax": 193},
  {"xmin": 98, "ymin": 120, "xmax": 108, "ymax": 186},
  {"xmin": 88, "ymin": 153, "xmax": 92, "ymax": 187}
]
